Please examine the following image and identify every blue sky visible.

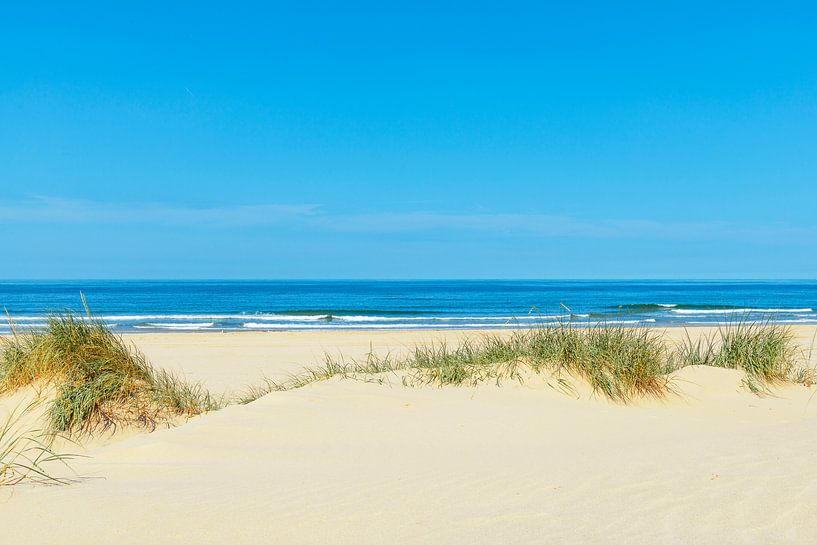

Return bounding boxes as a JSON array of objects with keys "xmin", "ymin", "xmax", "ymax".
[{"xmin": 1, "ymin": 1, "xmax": 816, "ymax": 278}]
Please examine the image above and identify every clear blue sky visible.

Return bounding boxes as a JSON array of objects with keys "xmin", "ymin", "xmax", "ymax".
[{"xmin": 2, "ymin": 1, "xmax": 816, "ymax": 279}]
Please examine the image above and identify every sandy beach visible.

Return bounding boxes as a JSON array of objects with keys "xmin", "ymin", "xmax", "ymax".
[
  {"xmin": 7, "ymin": 1, "xmax": 816, "ymax": 541},
  {"xmin": 2, "ymin": 326, "xmax": 817, "ymax": 544}
]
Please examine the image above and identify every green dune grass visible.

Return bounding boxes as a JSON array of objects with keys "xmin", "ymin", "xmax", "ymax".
[
  {"xmin": 1, "ymin": 303, "xmax": 813, "ymax": 434},
  {"xmin": 1, "ymin": 400, "xmax": 77, "ymax": 486},
  {"xmin": 238, "ymin": 320, "xmax": 813, "ymax": 404},
  {"xmin": 1, "ymin": 302, "xmax": 219, "ymax": 434},
  {"xmin": 672, "ymin": 321, "xmax": 807, "ymax": 392}
]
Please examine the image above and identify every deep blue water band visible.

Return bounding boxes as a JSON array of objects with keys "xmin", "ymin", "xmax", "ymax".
[{"xmin": 1, "ymin": 280, "xmax": 816, "ymax": 332}]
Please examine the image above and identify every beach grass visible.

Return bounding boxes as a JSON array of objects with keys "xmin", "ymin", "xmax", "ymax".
[
  {"xmin": 714, "ymin": 322, "xmax": 798, "ymax": 381},
  {"xmin": 1, "ymin": 400, "xmax": 77, "ymax": 486},
  {"xmin": 234, "ymin": 345, "xmax": 401, "ymax": 404},
  {"xmin": 672, "ymin": 321, "xmax": 803, "ymax": 392},
  {"xmin": 238, "ymin": 321, "xmax": 812, "ymax": 404},
  {"xmin": 3, "ymin": 301, "xmax": 812, "ymax": 427},
  {"xmin": 1, "ymin": 301, "xmax": 219, "ymax": 434},
  {"xmin": 396, "ymin": 325, "xmax": 672, "ymax": 401},
  {"xmin": 389, "ymin": 325, "xmax": 674, "ymax": 403}
]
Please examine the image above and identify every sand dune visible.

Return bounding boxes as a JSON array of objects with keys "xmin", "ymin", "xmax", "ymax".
[{"xmin": 2, "ymin": 327, "xmax": 817, "ymax": 544}]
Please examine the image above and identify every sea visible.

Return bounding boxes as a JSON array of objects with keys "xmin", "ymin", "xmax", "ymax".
[{"xmin": 0, "ymin": 280, "xmax": 815, "ymax": 333}]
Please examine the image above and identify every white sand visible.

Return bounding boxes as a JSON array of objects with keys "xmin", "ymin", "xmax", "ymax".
[{"xmin": 2, "ymin": 327, "xmax": 817, "ymax": 544}]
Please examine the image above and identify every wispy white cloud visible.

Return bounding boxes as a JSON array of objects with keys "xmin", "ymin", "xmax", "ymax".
[
  {"xmin": 0, "ymin": 196, "xmax": 320, "ymax": 225},
  {"xmin": 315, "ymin": 212, "xmax": 607, "ymax": 235},
  {"xmin": 0, "ymin": 196, "xmax": 813, "ymax": 242},
  {"xmin": 311, "ymin": 212, "xmax": 808, "ymax": 242}
]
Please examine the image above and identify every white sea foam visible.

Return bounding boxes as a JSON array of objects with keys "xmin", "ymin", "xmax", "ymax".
[
  {"xmin": 241, "ymin": 318, "xmax": 650, "ymax": 330},
  {"xmin": 9, "ymin": 308, "xmax": 811, "ymax": 332},
  {"xmin": 6, "ymin": 313, "xmax": 588, "ymax": 325},
  {"xmin": 335, "ymin": 315, "xmax": 555, "ymax": 322},
  {"xmin": 671, "ymin": 308, "xmax": 813, "ymax": 315},
  {"xmin": 135, "ymin": 322, "xmax": 215, "ymax": 330},
  {"xmin": 671, "ymin": 309, "xmax": 751, "ymax": 315},
  {"xmin": 752, "ymin": 308, "xmax": 813, "ymax": 313},
  {"xmin": 241, "ymin": 322, "xmax": 563, "ymax": 330},
  {"xmin": 100, "ymin": 314, "xmax": 332, "ymax": 322},
  {"xmin": 776, "ymin": 318, "xmax": 817, "ymax": 324},
  {"xmin": 95, "ymin": 313, "xmax": 568, "ymax": 324},
  {"xmin": 683, "ymin": 319, "xmax": 817, "ymax": 325},
  {"xmin": 600, "ymin": 319, "xmax": 656, "ymax": 325}
]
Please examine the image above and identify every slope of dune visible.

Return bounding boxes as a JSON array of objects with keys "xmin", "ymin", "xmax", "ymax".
[{"xmin": 2, "ymin": 328, "xmax": 817, "ymax": 544}]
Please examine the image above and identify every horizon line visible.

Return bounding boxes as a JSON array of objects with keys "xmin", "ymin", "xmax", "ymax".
[{"xmin": 1, "ymin": 278, "xmax": 815, "ymax": 283}]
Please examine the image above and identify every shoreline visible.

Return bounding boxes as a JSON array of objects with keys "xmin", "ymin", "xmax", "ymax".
[{"xmin": 5, "ymin": 321, "xmax": 814, "ymax": 335}]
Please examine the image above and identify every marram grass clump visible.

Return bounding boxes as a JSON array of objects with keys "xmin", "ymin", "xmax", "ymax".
[
  {"xmin": 714, "ymin": 322, "xmax": 797, "ymax": 382},
  {"xmin": 1, "ymin": 307, "xmax": 219, "ymax": 434},
  {"xmin": 672, "ymin": 321, "xmax": 805, "ymax": 392},
  {"xmin": 556, "ymin": 325, "xmax": 672, "ymax": 401},
  {"xmin": 237, "ymin": 324, "xmax": 677, "ymax": 404},
  {"xmin": 237, "ymin": 321, "xmax": 813, "ymax": 405},
  {"xmin": 401, "ymin": 325, "xmax": 673, "ymax": 402}
]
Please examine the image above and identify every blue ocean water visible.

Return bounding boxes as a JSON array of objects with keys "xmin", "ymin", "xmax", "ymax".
[{"xmin": 0, "ymin": 280, "xmax": 816, "ymax": 333}]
